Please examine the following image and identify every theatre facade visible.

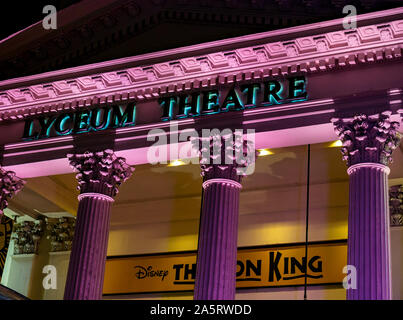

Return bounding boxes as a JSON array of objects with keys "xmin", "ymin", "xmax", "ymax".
[{"xmin": 0, "ymin": 7, "xmax": 403, "ymax": 300}]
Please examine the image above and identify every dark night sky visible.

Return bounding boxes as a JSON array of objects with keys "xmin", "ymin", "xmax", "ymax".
[
  {"xmin": 1, "ymin": 1, "xmax": 403, "ymax": 41},
  {"xmin": 1, "ymin": 0, "xmax": 402, "ymax": 80},
  {"xmin": 0, "ymin": 0, "xmax": 81, "ymax": 41}
]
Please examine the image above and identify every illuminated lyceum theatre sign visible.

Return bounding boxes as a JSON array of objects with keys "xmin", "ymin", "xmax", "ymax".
[{"xmin": 21, "ymin": 76, "xmax": 307, "ymax": 140}]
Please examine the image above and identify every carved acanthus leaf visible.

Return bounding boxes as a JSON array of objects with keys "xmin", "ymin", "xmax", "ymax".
[
  {"xmin": 191, "ymin": 131, "xmax": 256, "ymax": 182},
  {"xmin": 0, "ymin": 168, "xmax": 25, "ymax": 216},
  {"xmin": 332, "ymin": 112, "xmax": 401, "ymax": 166},
  {"xmin": 46, "ymin": 217, "xmax": 76, "ymax": 252},
  {"xmin": 12, "ymin": 219, "xmax": 45, "ymax": 255},
  {"xmin": 67, "ymin": 149, "xmax": 134, "ymax": 197}
]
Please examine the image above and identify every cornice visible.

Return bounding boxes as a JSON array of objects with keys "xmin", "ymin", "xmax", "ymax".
[{"xmin": 0, "ymin": 13, "xmax": 402, "ymax": 122}]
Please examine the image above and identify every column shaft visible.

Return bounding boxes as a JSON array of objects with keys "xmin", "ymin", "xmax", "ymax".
[
  {"xmin": 348, "ymin": 164, "xmax": 391, "ymax": 300},
  {"xmin": 64, "ymin": 195, "xmax": 112, "ymax": 300},
  {"xmin": 194, "ymin": 180, "xmax": 240, "ymax": 300}
]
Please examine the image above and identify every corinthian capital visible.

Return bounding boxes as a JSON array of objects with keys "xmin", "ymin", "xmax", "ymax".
[
  {"xmin": 12, "ymin": 218, "xmax": 45, "ymax": 255},
  {"xmin": 46, "ymin": 217, "xmax": 76, "ymax": 252},
  {"xmin": 191, "ymin": 130, "xmax": 256, "ymax": 183},
  {"xmin": 0, "ymin": 168, "xmax": 25, "ymax": 216},
  {"xmin": 331, "ymin": 112, "xmax": 401, "ymax": 167},
  {"xmin": 67, "ymin": 149, "xmax": 134, "ymax": 197}
]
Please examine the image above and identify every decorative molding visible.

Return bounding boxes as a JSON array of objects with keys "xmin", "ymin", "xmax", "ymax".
[
  {"xmin": 49, "ymin": 250, "xmax": 71, "ymax": 256},
  {"xmin": 0, "ymin": 168, "xmax": 25, "ymax": 216},
  {"xmin": 11, "ymin": 253, "xmax": 37, "ymax": 259},
  {"xmin": 67, "ymin": 149, "xmax": 134, "ymax": 197},
  {"xmin": 191, "ymin": 131, "xmax": 256, "ymax": 183},
  {"xmin": 11, "ymin": 218, "xmax": 45, "ymax": 255},
  {"xmin": 347, "ymin": 162, "xmax": 390, "ymax": 176},
  {"xmin": 390, "ymin": 185, "xmax": 403, "ymax": 227},
  {"xmin": 202, "ymin": 178, "xmax": 242, "ymax": 189},
  {"xmin": 0, "ymin": 18, "xmax": 403, "ymax": 121},
  {"xmin": 332, "ymin": 111, "xmax": 401, "ymax": 167},
  {"xmin": 46, "ymin": 217, "xmax": 75, "ymax": 252},
  {"xmin": 77, "ymin": 192, "xmax": 114, "ymax": 202}
]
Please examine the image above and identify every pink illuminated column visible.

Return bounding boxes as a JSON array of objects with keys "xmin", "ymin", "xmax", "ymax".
[
  {"xmin": 0, "ymin": 167, "xmax": 25, "ymax": 217},
  {"xmin": 332, "ymin": 112, "xmax": 401, "ymax": 300},
  {"xmin": 64, "ymin": 150, "xmax": 134, "ymax": 300},
  {"xmin": 192, "ymin": 132, "xmax": 255, "ymax": 300}
]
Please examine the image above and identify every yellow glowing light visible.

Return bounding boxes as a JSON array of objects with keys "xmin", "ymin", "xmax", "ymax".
[
  {"xmin": 168, "ymin": 159, "xmax": 186, "ymax": 167},
  {"xmin": 329, "ymin": 140, "xmax": 343, "ymax": 147},
  {"xmin": 257, "ymin": 149, "xmax": 274, "ymax": 156}
]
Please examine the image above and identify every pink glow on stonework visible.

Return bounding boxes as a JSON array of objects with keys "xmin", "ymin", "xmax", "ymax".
[
  {"xmin": 243, "ymin": 109, "xmax": 335, "ymax": 125},
  {"xmin": 243, "ymin": 99, "xmax": 334, "ymax": 116},
  {"xmin": 3, "ymin": 157, "xmax": 71, "ymax": 178},
  {"xmin": 2, "ymin": 123, "xmax": 339, "ymax": 178}
]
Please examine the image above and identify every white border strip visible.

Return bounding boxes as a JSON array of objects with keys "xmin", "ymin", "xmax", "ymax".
[
  {"xmin": 78, "ymin": 192, "xmax": 114, "ymax": 202},
  {"xmin": 202, "ymin": 178, "xmax": 242, "ymax": 189},
  {"xmin": 347, "ymin": 162, "xmax": 390, "ymax": 175}
]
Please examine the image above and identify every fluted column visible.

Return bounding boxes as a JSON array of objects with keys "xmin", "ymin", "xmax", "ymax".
[
  {"xmin": 192, "ymin": 131, "xmax": 255, "ymax": 300},
  {"xmin": 332, "ymin": 112, "xmax": 401, "ymax": 300},
  {"xmin": 64, "ymin": 150, "xmax": 133, "ymax": 300}
]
